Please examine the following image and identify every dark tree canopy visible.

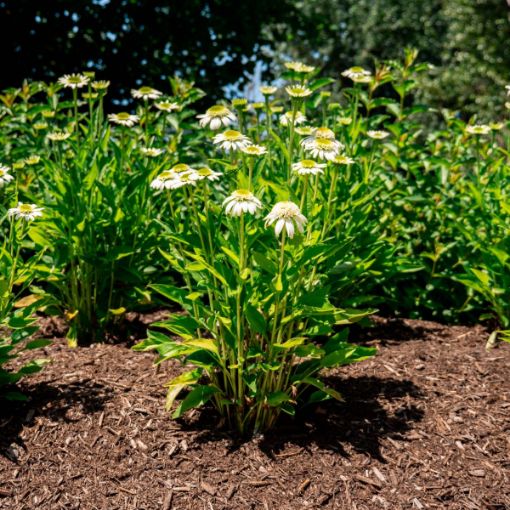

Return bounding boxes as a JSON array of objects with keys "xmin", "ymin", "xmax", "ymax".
[
  {"xmin": 1, "ymin": 0, "xmax": 509, "ymax": 115},
  {"xmin": 0, "ymin": 0, "xmax": 298, "ymax": 99}
]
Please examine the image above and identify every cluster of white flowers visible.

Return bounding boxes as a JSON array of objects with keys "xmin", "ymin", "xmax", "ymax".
[
  {"xmin": 301, "ymin": 127, "xmax": 343, "ymax": 161},
  {"xmin": 151, "ymin": 164, "xmax": 221, "ymax": 191}
]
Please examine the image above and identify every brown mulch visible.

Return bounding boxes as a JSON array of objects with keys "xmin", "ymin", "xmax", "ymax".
[{"xmin": 0, "ymin": 317, "xmax": 509, "ymax": 510}]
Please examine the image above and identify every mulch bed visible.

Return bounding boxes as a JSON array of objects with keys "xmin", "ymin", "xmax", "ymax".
[{"xmin": 1, "ymin": 316, "xmax": 509, "ymax": 509}]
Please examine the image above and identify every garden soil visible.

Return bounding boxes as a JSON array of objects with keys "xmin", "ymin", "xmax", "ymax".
[{"xmin": 1, "ymin": 316, "xmax": 509, "ymax": 509}]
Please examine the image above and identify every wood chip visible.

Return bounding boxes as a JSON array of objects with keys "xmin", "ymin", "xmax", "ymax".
[{"xmin": 200, "ymin": 481, "xmax": 216, "ymax": 496}]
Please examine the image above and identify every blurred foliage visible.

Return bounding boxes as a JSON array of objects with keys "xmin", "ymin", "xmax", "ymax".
[{"xmin": 0, "ymin": 0, "xmax": 509, "ymax": 114}]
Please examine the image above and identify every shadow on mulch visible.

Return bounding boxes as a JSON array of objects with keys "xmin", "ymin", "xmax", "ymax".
[
  {"xmin": 179, "ymin": 374, "xmax": 424, "ymax": 462},
  {"xmin": 352, "ymin": 316, "xmax": 449, "ymax": 345},
  {"xmin": 0, "ymin": 378, "xmax": 111, "ymax": 462}
]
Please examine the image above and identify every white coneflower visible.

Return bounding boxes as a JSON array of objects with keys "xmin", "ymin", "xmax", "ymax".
[
  {"xmin": 91, "ymin": 80, "xmax": 110, "ymax": 91},
  {"xmin": 332, "ymin": 155, "xmax": 355, "ymax": 165},
  {"xmin": 223, "ymin": 189, "xmax": 262, "ymax": 216},
  {"xmin": 196, "ymin": 166, "xmax": 221, "ymax": 181},
  {"xmin": 108, "ymin": 112, "xmax": 139, "ymax": 127},
  {"xmin": 285, "ymin": 85, "xmax": 313, "ymax": 99},
  {"xmin": 295, "ymin": 126, "xmax": 314, "ymax": 136},
  {"xmin": 150, "ymin": 166, "xmax": 197, "ymax": 190},
  {"xmin": 490, "ymin": 122, "xmax": 504, "ymax": 131},
  {"xmin": 338, "ymin": 117, "xmax": 353, "ymax": 126},
  {"xmin": 232, "ymin": 98, "xmax": 248, "ymax": 108},
  {"xmin": 302, "ymin": 137, "xmax": 341, "ymax": 161},
  {"xmin": 155, "ymin": 101, "xmax": 180, "ymax": 112},
  {"xmin": 284, "ymin": 61, "xmax": 315, "ymax": 74},
  {"xmin": 265, "ymin": 201, "xmax": 307, "ymax": 239},
  {"xmin": 213, "ymin": 130, "xmax": 251, "ymax": 152},
  {"xmin": 58, "ymin": 74, "xmax": 90, "ymax": 89},
  {"xmin": 197, "ymin": 105, "xmax": 236, "ymax": 130},
  {"xmin": 248, "ymin": 102, "xmax": 265, "ymax": 112},
  {"xmin": 341, "ymin": 67, "xmax": 372, "ymax": 84},
  {"xmin": 292, "ymin": 160, "xmax": 326, "ymax": 176},
  {"xmin": 47, "ymin": 131, "xmax": 71, "ymax": 141},
  {"xmin": 466, "ymin": 124, "xmax": 491, "ymax": 135},
  {"xmin": 140, "ymin": 147, "xmax": 164, "ymax": 157},
  {"xmin": 279, "ymin": 111, "xmax": 307, "ymax": 126},
  {"xmin": 131, "ymin": 86, "xmax": 163, "ymax": 100},
  {"xmin": 260, "ymin": 85, "xmax": 278, "ymax": 96},
  {"xmin": 367, "ymin": 130, "xmax": 390, "ymax": 140},
  {"xmin": 241, "ymin": 144, "xmax": 267, "ymax": 157},
  {"xmin": 8, "ymin": 203, "xmax": 44, "ymax": 221},
  {"xmin": 24, "ymin": 155, "xmax": 41, "ymax": 165},
  {"xmin": 0, "ymin": 165, "xmax": 14, "ymax": 187},
  {"xmin": 305, "ymin": 127, "xmax": 336, "ymax": 141}
]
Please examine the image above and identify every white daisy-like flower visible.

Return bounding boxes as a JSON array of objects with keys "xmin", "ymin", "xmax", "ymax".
[
  {"xmin": 367, "ymin": 130, "xmax": 390, "ymax": 140},
  {"xmin": 131, "ymin": 86, "xmax": 163, "ymax": 100},
  {"xmin": 292, "ymin": 160, "xmax": 326, "ymax": 176},
  {"xmin": 302, "ymin": 137, "xmax": 342, "ymax": 161},
  {"xmin": 465, "ymin": 124, "xmax": 491, "ymax": 135},
  {"xmin": 47, "ymin": 131, "xmax": 71, "ymax": 141},
  {"xmin": 490, "ymin": 122, "xmax": 504, "ymax": 131},
  {"xmin": 342, "ymin": 67, "xmax": 372, "ymax": 84},
  {"xmin": 24, "ymin": 155, "xmax": 41, "ymax": 165},
  {"xmin": 304, "ymin": 127, "xmax": 336, "ymax": 141},
  {"xmin": 285, "ymin": 85, "xmax": 313, "ymax": 99},
  {"xmin": 0, "ymin": 165, "xmax": 14, "ymax": 187},
  {"xmin": 505, "ymin": 85, "xmax": 510, "ymax": 96},
  {"xmin": 197, "ymin": 105, "xmax": 236, "ymax": 130},
  {"xmin": 232, "ymin": 98, "xmax": 248, "ymax": 108},
  {"xmin": 223, "ymin": 189, "xmax": 262, "ymax": 216},
  {"xmin": 213, "ymin": 130, "xmax": 251, "ymax": 152},
  {"xmin": 150, "ymin": 165, "xmax": 198, "ymax": 190},
  {"xmin": 241, "ymin": 144, "xmax": 267, "ymax": 157},
  {"xmin": 295, "ymin": 126, "xmax": 314, "ymax": 136},
  {"xmin": 284, "ymin": 61, "xmax": 315, "ymax": 74},
  {"xmin": 91, "ymin": 80, "xmax": 110, "ymax": 91},
  {"xmin": 260, "ymin": 85, "xmax": 278, "ymax": 96},
  {"xmin": 8, "ymin": 202, "xmax": 44, "ymax": 221},
  {"xmin": 332, "ymin": 155, "xmax": 355, "ymax": 165},
  {"xmin": 58, "ymin": 74, "xmax": 90, "ymax": 89},
  {"xmin": 265, "ymin": 201, "xmax": 307, "ymax": 239},
  {"xmin": 195, "ymin": 166, "xmax": 221, "ymax": 181},
  {"xmin": 108, "ymin": 112, "xmax": 140, "ymax": 127},
  {"xmin": 140, "ymin": 147, "xmax": 164, "ymax": 157},
  {"xmin": 155, "ymin": 101, "xmax": 180, "ymax": 112},
  {"xmin": 279, "ymin": 111, "xmax": 307, "ymax": 127}
]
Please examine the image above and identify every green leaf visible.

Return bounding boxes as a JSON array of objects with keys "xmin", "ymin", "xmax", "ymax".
[
  {"xmin": 245, "ymin": 304, "xmax": 266, "ymax": 335},
  {"xmin": 266, "ymin": 390, "xmax": 292, "ymax": 407},
  {"xmin": 172, "ymin": 385, "xmax": 220, "ymax": 418},
  {"xmin": 164, "ymin": 368, "xmax": 202, "ymax": 411}
]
